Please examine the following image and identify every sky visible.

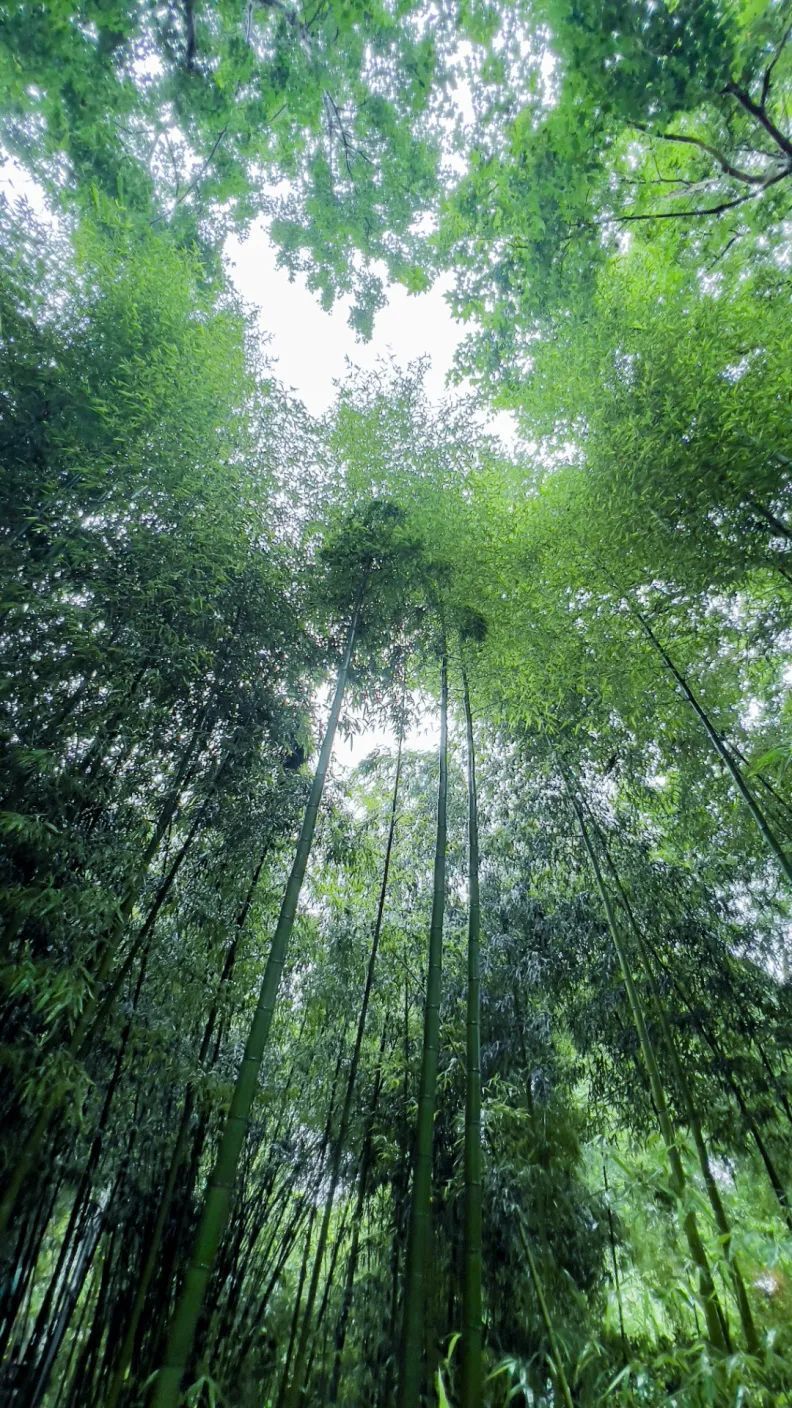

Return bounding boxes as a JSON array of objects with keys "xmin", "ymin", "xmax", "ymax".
[
  {"xmin": 227, "ymin": 224, "xmax": 463, "ymax": 416},
  {"xmin": 225, "ymin": 220, "xmax": 515, "ymax": 766},
  {"xmin": 225, "ymin": 218, "xmax": 519, "ymax": 437},
  {"xmin": 1, "ymin": 155, "xmax": 497, "ymax": 765}
]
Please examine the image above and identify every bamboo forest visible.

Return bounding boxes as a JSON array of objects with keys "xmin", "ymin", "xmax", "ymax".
[{"xmin": 2, "ymin": 2, "xmax": 792, "ymax": 1406}]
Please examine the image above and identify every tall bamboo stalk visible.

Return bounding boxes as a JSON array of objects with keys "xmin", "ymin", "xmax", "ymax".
[
  {"xmin": 149, "ymin": 585, "xmax": 365, "ymax": 1408},
  {"xmin": 461, "ymin": 662, "xmax": 483, "ymax": 1408},
  {"xmin": 516, "ymin": 1218, "xmax": 575, "ymax": 1408},
  {"xmin": 282, "ymin": 720, "xmax": 404, "ymax": 1408},
  {"xmin": 328, "ymin": 1022, "xmax": 389, "ymax": 1404},
  {"xmin": 104, "ymin": 845, "xmax": 269, "ymax": 1408},
  {"xmin": 590, "ymin": 821, "xmax": 759, "ymax": 1354},
  {"xmin": 624, "ymin": 595, "xmax": 792, "ymax": 886},
  {"xmin": 0, "ymin": 743, "xmax": 232, "ymax": 1242},
  {"xmin": 561, "ymin": 768, "xmax": 730, "ymax": 1354},
  {"xmin": 398, "ymin": 650, "xmax": 448, "ymax": 1408}
]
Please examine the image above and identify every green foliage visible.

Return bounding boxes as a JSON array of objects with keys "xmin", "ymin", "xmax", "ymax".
[
  {"xmin": 442, "ymin": 0, "xmax": 792, "ymax": 383},
  {"xmin": 1, "ymin": 6, "xmax": 791, "ymax": 1408},
  {"xmin": 0, "ymin": 0, "xmax": 460, "ymax": 321}
]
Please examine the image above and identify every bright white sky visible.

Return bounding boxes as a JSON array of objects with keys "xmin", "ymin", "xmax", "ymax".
[
  {"xmin": 225, "ymin": 222, "xmax": 512, "ymax": 766},
  {"xmin": 337, "ymin": 702, "xmax": 441, "ymax": 767},
  {"xmin": 227, "ymin": 223, "xmax": 462, "ymax": 415},
  {"xmin": 1, "ymin": 156, "xmax": 490, "ymax": 765},
  {"xmin": 225, "ymin": 219, "xmax": 518, "ymax": 437}
]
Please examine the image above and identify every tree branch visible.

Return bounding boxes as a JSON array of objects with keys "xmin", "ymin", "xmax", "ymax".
[
  {"xmin": 184, "ymin": 0, "xmax": 197, "ymax": 72},
  {"xmin": 258, "ymin": 0, "xmax": 310, "ymax": 40},
  {"xmin": 761, "ymin": 20, "xmax": 792, "ymax": 108},
  {"xmin": 633, "ymin": 122, "xmax": 765, "ymax": 184},
  {"xmin": 725, "ymin": 83, "xmax": 792, "ymax": 160},
  {"xmin": 150, "ymin": 125, "xmax": 229, "ymax": 224},
  {"xmin": 323, "ymin": 91, "xmax": 373, "ymax": 179},
  {"xmin": 608, "ymin": 164, "xmax": 791, "ymax": 223},
  {"xmin": 705, "ymin": 233, "xmax": 739, "ymax": 270}
]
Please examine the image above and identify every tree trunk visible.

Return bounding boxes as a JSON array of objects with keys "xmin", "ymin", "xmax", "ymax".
[
  {"xmin": 276, "ymin": 1207, "xmax": 317, "ymax": 1408},
  {"xmin": 516, "ymin": 1217, "xmax": 575, "ymax": 1408},
  {"xmin": 591, "ymin": 819, "xmax": 759, "ymax": 1355},
  {"xmin": 602, "ymin": 1158, "xmax": 628, "ymax": 1362},
  {"xmin": 561, "ymin": 769, "xmax": 729, "ymax": 1354},
  {"xmin": 149, "ymin": 585, "xmax": 365, "ymax": 1408},
  {"xmin": 327, "ymin": 1026, "xmax": 388, "ymax": 1404},
  {"xmin": 273, "ymin": 1047, "xmax": 346, "ymax": 1408},
  {"xmin": 16, "ymin": 947, "xmax": 150, "ymax": 1404},
  {"xmin": 625, "ymin": 595, "xmax": 792, "ymax": 886},
  {"xmin": 0, "ymin": 744, "xmax": 232, "ymax": 1243},
  {"xmin": 104, "ymin": 844, "xmax": 268, "ymax": 1408},
  {"xmin": 461, "ymin": 662, "xmax": 482, "ymax": 1408},
  {"xmin": 282, "ymin": 723, "xmax": 403, "ymax": 1408},
  {"xmin": 398, "ymin": 651, "xmax": 448, "ymax": 1408},
  {"xmin": 302, "ymin": 1204, "xmax": 350, "ymax": 1394}
]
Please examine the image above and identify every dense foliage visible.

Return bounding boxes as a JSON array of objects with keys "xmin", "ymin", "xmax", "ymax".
[{"xmin": 1, "ymin": 3, "xmax": 790, "ymax": 1407}]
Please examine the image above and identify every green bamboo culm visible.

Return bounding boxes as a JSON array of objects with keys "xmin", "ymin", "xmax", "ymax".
[
  {"xmin": 516, "ymin": 1217, "xmax": 575, "ymax": 1408},
  {"xmin": 461, "ymin": 661, "xmax": 483, "ymax": 1408},
  {"xmin": 105, "ymin": 847, "xmax": 269, "ymax": 1408},
  {"xmin": 582, "ymin": 545, "xmax": 792, "ymax": 888},
  {"xmin": 623, "ymin": 588, "xmax": 792, "ymax": 888},
  {"xmin": 281, "ymin": 714, "xmax": 405, "ymax": 1408},
  {"xmin": 0, "ymin": 729, "xmax": 229, "ymax": 1245},
  {"xmin": 588, "ymin": 818, "xmax": 761, "ymax": 1356},
  {"xmin": 149, "ymin": 584, "xmax": 366, "ymax": 1408},
  {"xmin": 397, "ymin": 649, "xmax": 449, "ymax": 1408},
  {"xmin": 561, "ymin": 768, "xmax": 730, "ymax": 1356}
]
